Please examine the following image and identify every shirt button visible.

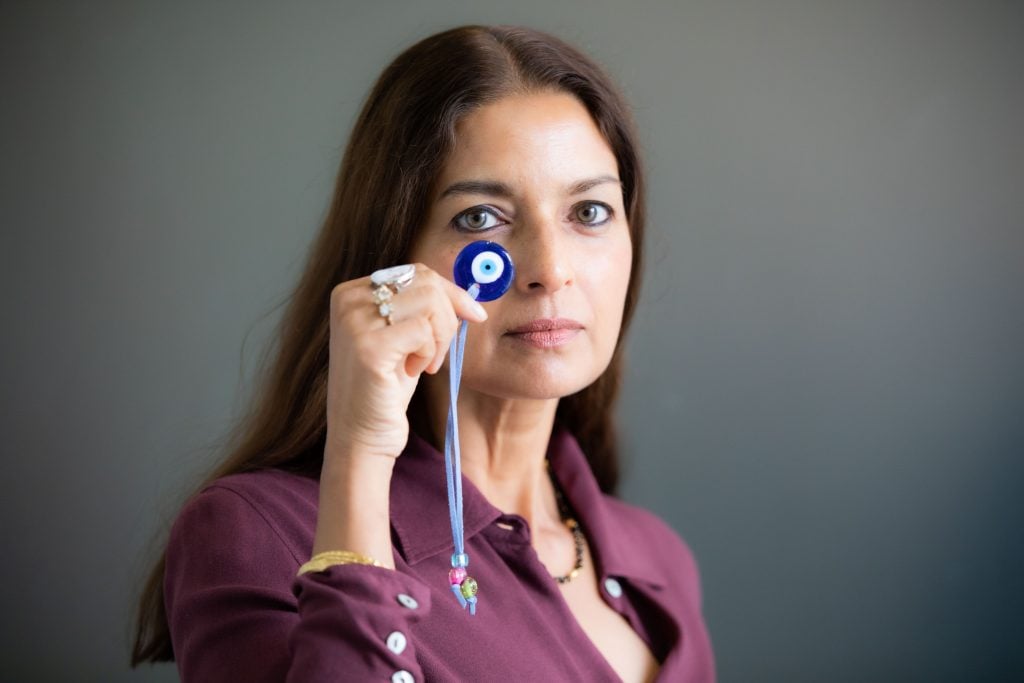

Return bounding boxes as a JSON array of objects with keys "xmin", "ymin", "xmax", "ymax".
[
  {"xmin": 603, "ymin": 577, "xmax": 623, "ymax": 599},
  {"xmin": 396, "ymin": 593, "xmax": 419, "ymax": 609},
  {"xmin": 391, "ymin": 671, "xmax": 414, "ymax": 683},
  {"xmin": 386, "ymin": 630, "xmax": 408, "ymax": 655}
]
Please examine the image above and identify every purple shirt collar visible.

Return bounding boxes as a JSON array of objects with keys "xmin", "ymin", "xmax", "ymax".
[{"xmin": 389, "ymin": 427, "xmax": 667, "ymax": 590}]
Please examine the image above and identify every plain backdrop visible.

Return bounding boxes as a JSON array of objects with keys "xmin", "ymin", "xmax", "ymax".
[{"xmin": 2, "ymin": 1, "xmax": 1022, "ymax": 681}]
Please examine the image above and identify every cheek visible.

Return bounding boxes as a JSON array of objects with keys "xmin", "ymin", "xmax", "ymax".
[
  {"xmin": 410, "ymin": 238, "xmax": 460, "ymax": 281},
  {"xmin": 587, "ymin": 239, "xmax": 633, "ymax": 328}
]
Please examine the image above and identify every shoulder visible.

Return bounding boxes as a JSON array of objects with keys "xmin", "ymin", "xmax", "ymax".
[
  {"xmin": 603, "ymin": 494, "xmax": 700, "ymax": 565},
  {"xmin": 167, "ymin": 469, "xmax": 319, "ymax": 571},
  {"xmin": 202, "ymin": 467, "xmax": 320, "ymax": 508}
]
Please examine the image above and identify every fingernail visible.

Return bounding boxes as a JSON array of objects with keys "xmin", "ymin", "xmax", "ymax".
[{"xmin": 471, "ymin": 301, "xmax": 488, "ymax": 320}]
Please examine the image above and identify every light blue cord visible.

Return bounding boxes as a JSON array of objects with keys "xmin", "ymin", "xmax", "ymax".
[{"xmin": 444, "ymin": 283, "xmax": 479, "ymax": 614}]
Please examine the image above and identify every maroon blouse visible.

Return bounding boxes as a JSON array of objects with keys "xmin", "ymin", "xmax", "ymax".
[{"xmin": 164, "ymin": 429, "xmax": 716, "ymax": 681}]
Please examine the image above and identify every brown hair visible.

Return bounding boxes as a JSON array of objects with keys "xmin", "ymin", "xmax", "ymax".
[{"xmin": 131, "ymin": 24, "xmax": 646, "ymax": 666}]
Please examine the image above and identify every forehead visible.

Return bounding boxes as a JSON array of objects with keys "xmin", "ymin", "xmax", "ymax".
[{"xmin": 437, "ymin": 91, "xmax": 619, "ymax": 191}]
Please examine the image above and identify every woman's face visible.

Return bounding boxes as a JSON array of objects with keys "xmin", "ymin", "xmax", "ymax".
[{"xmin": 411, "ymin": 90, "xmax": 632, "ymax": 401}]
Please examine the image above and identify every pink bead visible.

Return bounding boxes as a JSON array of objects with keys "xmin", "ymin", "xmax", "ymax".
[{"xmin": 449, "ymin": 567, "xmax": 467, "ymax": 585}]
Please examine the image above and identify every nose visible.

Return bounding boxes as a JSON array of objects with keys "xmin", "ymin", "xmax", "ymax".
[{"xmin": 512, "ymin": 219, "xmax": 574, "ymax": 294}]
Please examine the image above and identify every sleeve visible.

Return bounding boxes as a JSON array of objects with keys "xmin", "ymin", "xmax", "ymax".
[{"xmin": 164, "ymin": 484, "xmax": 431, "ymax": 682}]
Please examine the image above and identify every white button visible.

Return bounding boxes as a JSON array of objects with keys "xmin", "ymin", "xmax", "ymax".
[
  {"xmin": 386, "ymin": 630, "xmax": 407, "ymax": 655},
  {"xmin": 604, "ymin": 577, "xmax": 623, "ymax": 598},
  {"xmin": 396, "ymin": 593, "xmax": 419, "ymax": 609},
  {"xmin": 391, "ymin": 670, "xmax": 414, "ymax": 683}
]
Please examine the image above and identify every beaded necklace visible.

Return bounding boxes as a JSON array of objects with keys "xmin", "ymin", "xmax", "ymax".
[{"xmin": 548, "ymin": 460, "xmax": 586, "ymax": 584}]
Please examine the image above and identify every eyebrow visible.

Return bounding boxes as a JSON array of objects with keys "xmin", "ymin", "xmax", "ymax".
[{"xmin": 438, "ymin": 174, "xmax": 621, "ymax": 201}]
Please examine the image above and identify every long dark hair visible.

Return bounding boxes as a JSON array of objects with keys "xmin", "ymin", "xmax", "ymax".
[{"xmin": 132, "ymin": 24, "xmax": 647, "ymax": 666}]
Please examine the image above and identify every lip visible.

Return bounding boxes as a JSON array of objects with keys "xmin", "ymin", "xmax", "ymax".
[{"xmin": 505, "ymin": 318, "xmax": 583, "ymax": 348}]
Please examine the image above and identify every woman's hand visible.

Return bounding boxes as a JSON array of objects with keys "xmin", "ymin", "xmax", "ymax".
[
  {"xmin": 312, "ymin": 264, "xmax": 486, "ymax": 563},
  {"xmin": 324, "ymin": 263, "xmax": 488, "ymax": 463}
]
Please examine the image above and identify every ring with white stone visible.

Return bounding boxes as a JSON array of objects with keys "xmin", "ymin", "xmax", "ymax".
[
  {"xmin": 369, "ymin": 264, "xmax": 415, "ymax": 325},
  {"xmin": 370, "ymin": 264, "xmax": 416, "ymax": 291}
]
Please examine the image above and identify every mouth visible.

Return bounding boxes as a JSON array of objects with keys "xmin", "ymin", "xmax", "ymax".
[{"xmin": 504, "ymin": 318, "xmax": 584, "ymax": 348}]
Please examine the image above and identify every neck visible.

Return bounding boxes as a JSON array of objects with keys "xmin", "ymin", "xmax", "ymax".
[{"xmin": 421, "ymin": 374, "xmax": 563, "ymax": 534}]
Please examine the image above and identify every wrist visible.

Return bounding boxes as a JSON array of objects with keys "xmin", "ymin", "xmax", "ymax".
[
  {"xmin": 298, "ymin": 550, "xmax": 384, "ymax": 576},
  {"xmin": 314, "ymin": 445, "xmax": 396, "ymax": 566},
  {"xmin": 325, "ymin": 427, "xmax": 407, "ymax": 462},
  {"xmin": 320, "ymin": 443, "xmax": 397, "ymax": 490}
]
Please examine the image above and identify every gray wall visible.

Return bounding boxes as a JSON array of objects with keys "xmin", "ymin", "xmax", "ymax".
[{"xmin": 2, "ymin": 1, "xmax": 1021, "ymax": 681}]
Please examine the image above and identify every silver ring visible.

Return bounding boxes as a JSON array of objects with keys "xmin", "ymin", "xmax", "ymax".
[
  {"xmin": 370, "ymin": 264, "xmax": 416, "ymax": 291},
  {"xmin": 370, "ymin": 264, "xmax": 415, "ymax": 325}
]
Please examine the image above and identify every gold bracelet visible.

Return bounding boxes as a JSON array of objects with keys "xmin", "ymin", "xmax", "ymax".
[{"xmin": 297, "ymin": 550, "xmax": 382, "ymax": 576}]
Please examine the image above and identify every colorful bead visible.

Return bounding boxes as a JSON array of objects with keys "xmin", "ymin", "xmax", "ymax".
[
  {"xmin": 459, "ymin": 576, "xmax": 478, "ymax": 599},
  {"xmin": 450, "ymin": 585, "xmax": 467, "ymax": 608},
  {"xmin": 451, "ymin": 552, "xmax": 469, "ymax": 568},
  {"xmin": 448, "ymin": 567, "xmax": 467, "ymax": 585}
]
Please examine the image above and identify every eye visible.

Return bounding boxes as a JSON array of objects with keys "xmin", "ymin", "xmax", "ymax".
[
  {"xmin": 453, "ymin": 240, "xmax": 515, "ymax": 302},
  {"xmin": 471, "ymin": 250, "xmax": 504, "ymax": 284},
  {"xmin": 453, "ymin": 206, "xmax": 505, "ymax": 232},
  {"xmin": 574, "ymin": 201, "xmax": 612, "ymax": 226}
]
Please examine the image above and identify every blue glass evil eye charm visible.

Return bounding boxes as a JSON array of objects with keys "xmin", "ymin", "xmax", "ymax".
[
  {"xmin": 444, "ymin": 240, "xmax": 512, "ymax": 616},
  {"xmin": 453, "ymin": 241, "xmax": 514, "ymax": 302}
]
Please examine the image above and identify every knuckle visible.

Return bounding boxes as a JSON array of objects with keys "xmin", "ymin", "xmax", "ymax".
[
  {"xmin": 428, "ymin": 284, "xmax": 446, "ymax": 310},
  {"xmin": 433, "ymin": 305, "xmax": 455, "ymax": 337},
  {"xmin": 418, "ymin": 265, "xmax": 444, "ymax": 287},
  {"xmin": 416, "ymin": 318, "xmax": 436, "ymax": 346},
  {"xmin": 439, "ymin": 286, "xmax": 460, "ymax": 319},
  {"xmin": 336, "ymin": 306, "xmax": 361, "ymax": 331},
  {"xmin": 331, "ymin": 281, "xmax": 362, "ymax": 311},
  {"xmin": 329, "ymin": 285, "xmax": 345, "ymax": 312}
]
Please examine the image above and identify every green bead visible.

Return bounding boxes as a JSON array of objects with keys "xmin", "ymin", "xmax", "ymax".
[{"xmin": 459, "ymin": 576, "xmax": 478, "ymax": 598}]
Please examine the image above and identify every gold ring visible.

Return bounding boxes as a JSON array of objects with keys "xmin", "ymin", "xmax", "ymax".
[{"xmin": 369, "ymin": 264, "xmax": 415, "ymax": 325}]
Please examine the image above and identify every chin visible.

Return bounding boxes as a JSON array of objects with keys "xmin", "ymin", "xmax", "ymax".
[{"xmin": 462, "ymin": 356, "xmax": 608, "ymax": 401}]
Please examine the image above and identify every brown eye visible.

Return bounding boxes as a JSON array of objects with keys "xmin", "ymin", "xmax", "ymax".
[{"xmin": 574, "ymin": 202, "xmax": 611, "ymax": 226}]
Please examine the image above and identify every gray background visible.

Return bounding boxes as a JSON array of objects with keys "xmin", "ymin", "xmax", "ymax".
[{"xmin": 2, "ymin": 1, "xmax": 1022, "ymax": 681}]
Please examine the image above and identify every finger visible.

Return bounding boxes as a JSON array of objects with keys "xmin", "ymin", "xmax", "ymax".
[
  {"xmin": 405, "ymin": 349, "xmax": 434, "ymax": 378},
  {"xmin": 425, "ymin": 284, "xmax": 459, "ymax": 373},
  {"xmin": 381, "ymin": 282, "xmax": 460, "ymax": 373},
  {"xmin": 426, "ymin": 337, "xmax": 450, "ymax": 375},
  {"xmin": 403, "ymin": 324, "xmax": 436, "ymax": 378},
  {"xmin": 363, "ymin": 315, "xmax": 436, "ymax": 378},
  {"xmin": 409, "ymin": 265, "xmax": 487, "ymax": 323},
  {"xmin": 377, "ymin": 264, "xmax": 486, "ymax": 323},
  {"xmin": 351, "ymin": 266, "xmax": 478, "ymax": 375},
  {"xmin": 439, "ymin": 277, "xmax": 488, "ymax": 322}
]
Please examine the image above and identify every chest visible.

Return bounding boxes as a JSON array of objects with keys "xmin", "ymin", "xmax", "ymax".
[
  {"xmin": 406, "ymin": 533, "xmax": 667, "ymax": 682},
  {"xmin": 558, "ymin": 549, "xmax": 661, "ymax": 683}
]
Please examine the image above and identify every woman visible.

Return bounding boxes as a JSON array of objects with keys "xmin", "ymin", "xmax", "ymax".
[{"xmin": 132, "ymin": 25, "xmax": 714, "ymax": 682}]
